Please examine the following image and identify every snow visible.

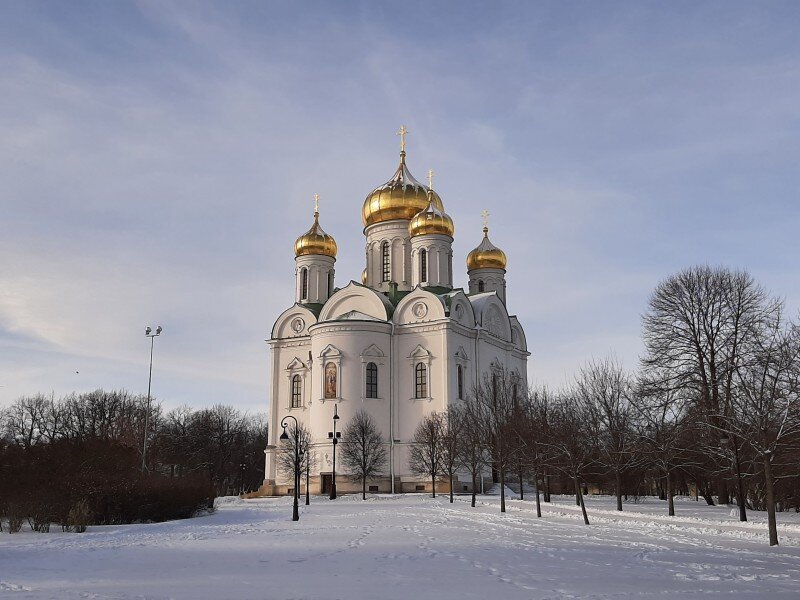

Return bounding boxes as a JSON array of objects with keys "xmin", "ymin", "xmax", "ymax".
[{"xmin": 2, "ymin": 494, "xmax": 800, "ymax": 599}]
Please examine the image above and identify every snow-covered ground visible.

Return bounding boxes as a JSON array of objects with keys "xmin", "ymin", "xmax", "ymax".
[{"xmin": 2, "ymin": 493, "xmax": 800, "ymax": 599}]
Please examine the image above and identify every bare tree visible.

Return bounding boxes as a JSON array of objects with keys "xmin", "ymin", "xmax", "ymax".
[
  {"xmin": 641, "ymin": 265, "xmax": 778, "ymax": 505},
  {"xmin": 470, "ymin": 368, "xmax": 520, "ymax": 513},
  {"xmin": 410, "ymin": 412, "xmax": 445, "ymax": 498},
  {"xmin": 277, "ymin": 421, "xmax": 312, "ymax": 494},
  {"xmin": 339, "ymin": 410, "xmax": 387, "ymax": 499},
  {"xmin": 632, "ymin": 377, "xmax": 696, "ymax": 516},
  {"xmin": 542, "ymin": 391, "xmax": 597, "ymax": 525},
  {"xmin": 726, "ymin": 311, "xmax": 800, "ymax": 545},
  {"xmin": 440, "ymin": 405, "xmax": 466, "ymax": 503},
  {"xmin": 460, "ymin": 399, "xmax": 489, "ymax": 507},
  {"xmin": 576, "ymin": 357, "xmax": 641, "ymax": 511},
  {"xmin": 518, "ymin": 386, "xmax": 555, "ymax": 518}
]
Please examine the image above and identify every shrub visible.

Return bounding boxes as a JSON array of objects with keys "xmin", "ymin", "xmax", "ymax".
[{"xmin": 68, "ymin": 499, "xmax": 92, "ymax": 533}]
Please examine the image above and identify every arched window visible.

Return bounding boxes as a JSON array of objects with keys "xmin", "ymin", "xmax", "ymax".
[
  {"xmin": 365, "ymin": 362, "xmax": 378, "ymax": 398},
  {"xmin": 291, "ymin": 375, "xmax": 302, "ymax": 408},
  {"xmin": 301, "ymin": 268, "xmax": 309, "ymax": 300},
  {"xmin": 478, "ymin": 280, "xmax": 485, "ymax": 293},
  {"xmin": 415, "ymin": 362, "xmax": 428, "ymax": 399},
  {"xmin": 420, "ymin": 249, "xmax": 427, "ymax": 283},
  {"xmin": 324, "ymin": 362, "xmax": 337, "ymax": 399},
  {"xmin": 457, "ymin": 364, "xmax": 464, "ymax": 400},
  {"xmin": 381, "ymin": 241, "xmax": 390, "ymax": 282}
]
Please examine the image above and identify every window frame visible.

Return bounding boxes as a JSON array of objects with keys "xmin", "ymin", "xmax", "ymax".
[
  {"xmin": 415, "ymin": 362, "xmax": 428, "ymax": 399},
  {"xmin": 365, "ymin": 361, "xmax": 378, "ymax": 399}
]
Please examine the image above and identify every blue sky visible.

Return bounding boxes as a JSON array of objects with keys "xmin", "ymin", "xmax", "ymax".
[{"xmin": 1, "ymin": 1, "xmax": 799, "ymax": 411}]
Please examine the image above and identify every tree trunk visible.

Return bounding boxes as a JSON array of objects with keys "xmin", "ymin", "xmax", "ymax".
[
  {"xmin": 362, "ymin": 479, "xmax": 366, "ymax": 501},
  {"xmin": 576, "ymin": 476, "xmax": 590, "ymax": 525},
  {"xmin": 471, "ymin": 470, "xmax": 477, "ymax": 508},
  {"xmin": 733, "ymin": 452, "xmax": 747, "ymax": 522},
  {"xmin": 666, "ymin": 470, "xmax": 675, "ymax": 516},
  {"xmin": 431, "ymin": 472, "xmax": 436, "ymax": 498},
  {"xmin": 543, "ymin": 472, "xmax": 551, "ymax": 503},
  {"xmin": 575, "ymin": 478, "xmax": 581, "ymax": 506},
  {"xmin": 449, "ymin": 473, "xmax": 454, "ymax": 503},
  {"xmin": 718, "ymin": 479, "xmax": 730, "ymax": 505},
  {"xmin": 763, "ymin": 454, "xmax": 779, "ymax": 546},
  {"xmin": 534, "ymin": 472, "xmax": 542, "ymax": 518},
  {"xmin": 615, "ymin": 471, "xmax": 623, "ymax": 512},
  {"xmin": 500, "ymin": 468, "xmax": 506, "ymax": 513},
  {"xmin": 518, "ymin": 463, "xmax": 524, "ymax": 500}
]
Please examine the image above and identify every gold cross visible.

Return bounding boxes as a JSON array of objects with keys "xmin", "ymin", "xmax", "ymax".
[
  {"xmin": 397, "ymin": 125, "xmax": 408, "ymax": 152},
  {"xmin": 481, "ymin": 209, "xmax": 490, "ymax": 229},
  {"xmin": 427, "ymin": 169, "xmax": 434, "ymax": 190},
  {"xmin": 313, "ymin": 193, "xmax": 320, "ymax": 214}
]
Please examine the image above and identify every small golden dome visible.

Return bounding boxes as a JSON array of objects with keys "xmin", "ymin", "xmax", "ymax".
[
  {"xmin": 362, "ymin": 151, "xmax": 444, "ymax": 227},
  {"xmin": 361, "ymin": 268, "xmax": 367, "ymax": 285},
  {"xmin": 467, "ymin": 227, "xmax": 507, "ymax": 270},
  {"xmin": 409, "ymin": 195, "xmax": 455, "ymax": 238},
  {"xmin": 295, "ymin": 211, "xmax": 337, "ymax": 258}
]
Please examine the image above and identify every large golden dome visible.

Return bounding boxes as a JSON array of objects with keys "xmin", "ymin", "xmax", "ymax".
[
  {"xmin": 467, "ymin": 227, "xmax": 507, "ymax": 270},
  {"xmin": 362, "ymin": 151, "xmax": 444, "ymax": 227},
  {"xmin": 409, "ymin": 195, "xmax": 455, "ymax": 238},
  {"xmin": 295, "ymin": 210, "xmax": 337, "ymax": 258}
]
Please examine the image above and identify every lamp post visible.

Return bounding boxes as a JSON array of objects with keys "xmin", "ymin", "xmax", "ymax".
[
  {"xmin": 141, "ymin": 325, "xmax": 162, "ymax": 472},
  {"xmin": 328, "ymin": 404, "xmax": 341, "ymax": 500},
  {"xmin": 280, "ymin": 415, "xmax": 303, "ymax": 521}
]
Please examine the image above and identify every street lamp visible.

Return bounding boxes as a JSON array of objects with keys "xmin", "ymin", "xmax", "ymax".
[
  {"xmin": 280, "ymin": 415, "xmax": 302, "ymax": 522},
  {"xmin": 328, "ymin": 404, "xmax": 341, "ymax": 500},
  {"xmin": 141, "ymin": 325, "xmax": 162, "ymax": 472}
]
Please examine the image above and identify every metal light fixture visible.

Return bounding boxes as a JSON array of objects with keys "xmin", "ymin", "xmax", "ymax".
[{"xmin": 141, "ymin": 324, "xmax": 163, "ymax": 472}]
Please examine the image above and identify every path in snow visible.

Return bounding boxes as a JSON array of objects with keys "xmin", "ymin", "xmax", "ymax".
[{"xmin": 1, "ymin": 494, "xmax": 799, "ymax": 599}]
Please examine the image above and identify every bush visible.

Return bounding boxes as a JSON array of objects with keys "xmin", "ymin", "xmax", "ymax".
[{"xmin": 68, "ymin": 499, "xmax": 92, "ymax": 533}]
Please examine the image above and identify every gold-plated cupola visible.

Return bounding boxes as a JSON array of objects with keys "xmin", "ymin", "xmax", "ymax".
[
  {"xmin": 294, "ymin": 194, "xmax": 337, "ymax": 258},
  {"xmin": 467, "ymin": 211, "xmax": 506, "ymax": 270},
  {"xmin": 362, "ymin": 126, "xmax": 444, "ymax": 227},
  {"xmin": 409, "ymin": 169, "xmax": 454, "ymax": 237}
]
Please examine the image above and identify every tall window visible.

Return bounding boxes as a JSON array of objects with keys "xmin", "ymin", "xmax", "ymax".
[
  {"xmin": 328, "ymin": 271, "xmax": 334, "ymax": 296},
  {"xmin": 291, "ymin": 375, "xmax": 302, "ymax": 408},
  {"xmin": 301, "ymin": 268, "xmax": 309, "ymax": 300},
  {"xmin": 492, "ymin": 373, "xmax": 498, "ymax": 403},
  {"xmin": 381, "ymin": 241, "xmax": 390, "ymax": 282},
  {"xmin": 415, "ymin": 362, "xmax": 428, "ymax": 399},
  {"xmin": 478, "ymin": 280, "xmax": 485, "ymax": 293},
  {"xmin": 366, "ymin": 362, "xmax": 378, "ymax": 398},
  {"xmin": 324, "ymin": 362, "xmax": 337, "ymax": 399},
  {"xmin": 457, "ymin": 365, "xmax": 464, "ymax": 400},
  {"xmin": 420, "ymin": 249, "xmax": 427, "ymax": 283}
]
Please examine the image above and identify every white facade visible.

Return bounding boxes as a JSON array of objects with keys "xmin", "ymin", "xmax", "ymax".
[{"xmin": 262, "ymin": 148, "xmax": 529, "ymax": 495}]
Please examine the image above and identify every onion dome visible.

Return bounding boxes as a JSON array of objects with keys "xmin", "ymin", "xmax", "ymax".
[
  {"xmin": 409, "ymin": 194, "xmax": 455, "ymax": 238},
  {"xmin": 362, "ymin": 128, "xmax": 444, "ymax": 227},
  {"xmin": 361, "ymin": 268, "xmax": 367, "ymax": 285},
  {"xmin": 467, "ymin": 226, "xmax": 507, "ymax": 270},
  {"xmin": 294, "ymin": 201, "xmax": 337, "ymax": 258}
]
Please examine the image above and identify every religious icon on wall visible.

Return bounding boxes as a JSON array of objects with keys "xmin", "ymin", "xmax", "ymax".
[{"xmin": 324, "ymin": 362, "xmax": 337, "ymax": 399}]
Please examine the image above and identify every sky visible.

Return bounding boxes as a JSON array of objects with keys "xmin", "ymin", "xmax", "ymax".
[{"xmin": 1, "ymin": 0, "xmax": 799, "ymax": 412}]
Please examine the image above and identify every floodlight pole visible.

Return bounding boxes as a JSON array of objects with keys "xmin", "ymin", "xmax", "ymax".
[{"xmin": 141, "ymin": 325, "xmax": 162, "ymax": 472}]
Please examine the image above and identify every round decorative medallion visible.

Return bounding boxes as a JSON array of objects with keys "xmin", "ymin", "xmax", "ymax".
[
  {"xmin": 291, "ymin": 318, "xmax": 305, "ymax": 333},
  {"xmin": 412, "ymin": 302, "xmax": 428, "ymax": 319}
]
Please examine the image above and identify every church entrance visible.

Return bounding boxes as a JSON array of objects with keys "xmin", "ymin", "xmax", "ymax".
[{"xmin": 321, "ymin": 474, "xmax": 333, "ymax": 494}]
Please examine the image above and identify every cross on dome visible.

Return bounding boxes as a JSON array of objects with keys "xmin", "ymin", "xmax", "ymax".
[
  {"xmin": 313, "ymin": 193, "xmax": 320, "ymax": 215},
  {"xmin": 397, "ymin": 125, "xmax": 408, "ymax": 153},
  {"xmin": 427, "ymin": 169, "xmax": 434, "ymax": 190},
  {"xmin": 481, "ymin": 210, "xmax": 490, "ymax": 231}
]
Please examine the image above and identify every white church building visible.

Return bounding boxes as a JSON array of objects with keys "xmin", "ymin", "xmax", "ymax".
[{"xmin": 261, "ymin": 129, "xmax": 529, "ymax": 495}]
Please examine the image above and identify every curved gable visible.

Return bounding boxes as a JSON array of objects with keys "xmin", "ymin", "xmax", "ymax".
[
  {"xmin": 470, "ymin": 292, "xmax": 512, "ymax": 341},
  {"xmin": 509, "ymin": 316, "xmax": 528, "ymax": 352},
  {"xmin": 446, "ymin": 290, "xmax": 476, "ymax": 327},
  {"xmin": 271, "ymin": 304, "xmax": 319, "ymax": 339},
  {"xmin": 393, "ymin": 288, "xmax": 447, "ymax": 325},
  {"xmin": 318, "ymin": 281, "xmax": 391, "ymax": 322}
]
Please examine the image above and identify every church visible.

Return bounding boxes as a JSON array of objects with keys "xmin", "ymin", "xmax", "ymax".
[{"xmin": 261, "ymin": 128, "xmax": 529, "ymax": 495}]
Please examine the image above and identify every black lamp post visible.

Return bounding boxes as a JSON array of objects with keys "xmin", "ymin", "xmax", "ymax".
[
  {"xmin": 328, "ymin": 404, "xmax": 341, "ymax": 500},
  {"xmin": 280, "ymin": 415, "xmax": 302, "ymax": 521}
]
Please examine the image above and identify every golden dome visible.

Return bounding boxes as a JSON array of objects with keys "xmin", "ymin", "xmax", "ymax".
[
  {"xmin": 361, "ymin": 268, "xmax": 367, "ymax": 285},
  {"xmin": 362, "ymin": 151, "xmax": 444, "ymax": 227},
  {"xmin": 294, "ymin": 210, "xmax": 337, "ymax": 258},
  {"xmin": 467, "ymin": 227, "xmax": 507, "ymax": 270},
  {"xmin": 409, "ymin": 195, "xmax": 455, "ymax": 238}
]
